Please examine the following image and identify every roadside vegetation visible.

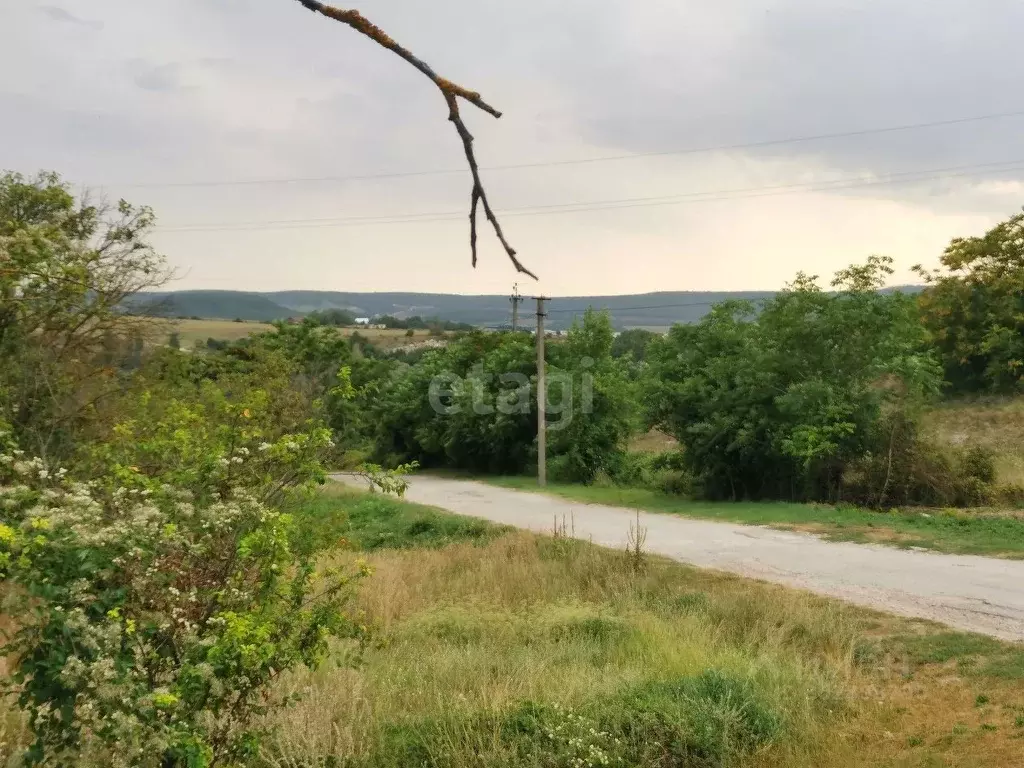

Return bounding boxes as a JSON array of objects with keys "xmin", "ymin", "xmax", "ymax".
[{"xmin": 10, "ymin": 487, "xmax": 1023, "ymax": 767}]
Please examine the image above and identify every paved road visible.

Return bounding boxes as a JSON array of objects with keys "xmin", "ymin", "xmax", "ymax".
[{"xmin": 333, "ymin": 474, "xmax": 1024, "ymax": 641}]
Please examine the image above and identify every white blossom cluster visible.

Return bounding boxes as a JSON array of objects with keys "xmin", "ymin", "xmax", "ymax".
[{"xmin": 0, "ymin": 448, "xmax": 319, "ymax": 766}]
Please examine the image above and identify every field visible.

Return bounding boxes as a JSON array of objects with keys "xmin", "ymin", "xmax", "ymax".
[
  {"xmin": 267, "ymin": 488, "xmax": 1024, "ymax": 766},
  {"xmin": 923, "ymin": 397, "xmax": 1024, "ymax": 488},
  {"xmin": 170, "ymin": 318, "xmax": 274, "ymax": 347},
  {"xmin": 333, "ymin": 327, "xmax": 444, "ymax": 350},
  {"xmin": 165, "ymin": 319, "xmax": 446, "ymax": 351}
]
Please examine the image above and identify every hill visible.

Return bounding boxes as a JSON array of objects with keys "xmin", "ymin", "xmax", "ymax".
[
  {"xmin": 264, "ymin": 290, "xmax": 776, "ymax": 330},
  {"xmin": 129, "ymin": 290, "xmax": 299, "ymax": 322},
  {"xmin": 134, "ymin": 287, "xmax": 923, "ymax": 329}
]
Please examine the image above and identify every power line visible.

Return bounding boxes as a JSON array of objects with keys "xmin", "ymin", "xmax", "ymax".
[
  {"xmin": 154, "ymin": 157, "xmax": 1024, "ymax": 234},
  {"xmin": 109, "ymin": 109, "xmax": 1024, "ymax": 190},
  {"xmin": 545, "ymin": 300, "xmax": 728, "ymax": 315}
]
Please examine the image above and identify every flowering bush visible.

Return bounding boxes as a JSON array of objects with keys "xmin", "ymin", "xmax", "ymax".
[{"xmin": 0, "ymin": 429, "xmax": 366, "ymax": 767}]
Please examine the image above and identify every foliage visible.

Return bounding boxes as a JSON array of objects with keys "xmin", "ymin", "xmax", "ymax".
[
  {"xmin": 0, "ymin": 170, "xmax": 171, "ymax": 461},
  {"xmin": 306, "ymin": 308, "xmax": 356, "ymax": 327},
  {"xmin": 0, "ymin": 174, "xmax": 374, "ymax": 766},
  {"xmin": 609, "ymin": 328, "xmax": 659, "ymax": 361},
  {"xmin": 374, "ymin": 314, "xmax": 475, "ymax": 332},
  {"xmin": 365, "ymin": 312, "xmax": 636, "ymax": 481},
  {"xmin": 0, "ymin": 427, "xmax": 365, "ymax": 766},
  {"xmin": 646, "ymin": 257, "xmax": 943, "ymax": 503},
  {"xmin": 547, "ymin": 311, "xmax": 637, "ymax": 483},
  {"xmin": 355, "ymin": 461, "xmax": 419, "ymax": 497},
  {"xmin": 916, "ymin": 209, "xmax": 1024, "ymax": 394}
]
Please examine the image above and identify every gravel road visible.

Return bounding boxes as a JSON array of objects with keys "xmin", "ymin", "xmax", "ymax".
[{"xmin": 333, "ymin": 474, "xmax": 1024, "ymax": 641}]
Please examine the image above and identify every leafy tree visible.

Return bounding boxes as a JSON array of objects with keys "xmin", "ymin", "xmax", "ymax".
[
  {"xmin": 307, "ymin": 308, "xmax": 357, "ymax": 327},
  {"xmin": 548, "ymin": 311, "xmax": 637, "ymax": 482},
  {"xmin": 646, "ymin": 257, "xmax": 942, "ymax": 502},
  {"xmin": 915, "ymin": 209, "xmax": 1024, "ymax": 393},
  {"xmin": 367, "ymin": 312, "xmax": 636, "ymax": 480},
  {"xmin": 0, "ymin": 175, "xmax": 371, "ymax": 766},
  {"xmin": 0, "ymin": 171, "xmax": 170, "ymax": 461},
  {"xmin": 611, "ymin": 328, "xmax": 659, "ymax": 361}
]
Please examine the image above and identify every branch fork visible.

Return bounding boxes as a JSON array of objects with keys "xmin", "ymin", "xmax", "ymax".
[{"xmin": 294, "ymin": 0, "xmax": 536, "ymax": 279}]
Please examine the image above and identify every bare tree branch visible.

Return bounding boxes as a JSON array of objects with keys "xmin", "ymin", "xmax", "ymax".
[{"xmin": 293, "ymin": 0, "xmax": 537, "ymax": 280}]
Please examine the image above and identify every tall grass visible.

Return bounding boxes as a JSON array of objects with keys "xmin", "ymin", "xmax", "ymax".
[{"xmin": 262, "ymin": 532, "xmax": 861, "ymax": 767}]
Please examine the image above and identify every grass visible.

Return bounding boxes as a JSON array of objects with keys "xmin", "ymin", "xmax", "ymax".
[
  {"xmin": 168, "ymin": 319, "xmax": 447, "ymax": 351},
  {"xmin": 253, "ymin": 486, "xmax": 1024, "ymax": 767},
  {"xmin": 483, "ymin": 477, "xmax": 1024, "ymax": 558},
  {"xmin": 171, "ymin": 318, "xmax": 274, "ymax": 347},
  {"xmin": 923, "ymin": 396, "xmax": 1024, "ymax": 488},
  {"xmin": 5, "ymin": 486, "xmax": 1024, "ymax": 766},
  {"xmin": 287, "ymin": 485, "xmax": 508, "ymax": 555}
]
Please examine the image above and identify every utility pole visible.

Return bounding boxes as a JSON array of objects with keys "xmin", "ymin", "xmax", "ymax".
[
  {"xmin": 509, "ymin": 283, "xmax": 523, "ymax": 332},
  {"xmin": 535, "ymin": 296, "xmax": 549, "ymax": 486}
]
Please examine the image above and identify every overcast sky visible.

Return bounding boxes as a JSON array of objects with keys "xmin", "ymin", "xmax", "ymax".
[{"xmin": 4, "ymin": 0, "xmax": 1024, "ymax": 296}]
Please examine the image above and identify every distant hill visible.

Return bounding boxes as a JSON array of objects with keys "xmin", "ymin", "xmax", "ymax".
[
  {"xmin": 132, "ymin": 287, "xmax": 923, "ymax": 329},
  {"xmin": 129, "ymin": 291, "xmax": 299, "ymax": 322},
  {"xmin": 263, "ymin": 291, "xmax": 778, "ymax": 330}
]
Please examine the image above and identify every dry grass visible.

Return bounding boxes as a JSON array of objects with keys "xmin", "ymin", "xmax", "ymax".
[
  {"xmin": 337, "ymin": 327, "xmax": 447, "ymax": 351},
  {"xmin": 171, "ymin": 318, "xmax": 274, "ymax": 347},
  {"xmin": 923, "ymin": 396, "xmax": 1024, "ymax": 487},
  {"xmin": 5, "ymin": 490, "xmax": 1024, "ymax": 766},
  {"xmin": 261, "ymin": 527, "xmax": 1024, "ymax": 767},
  {"xmin": 167, "ymin": 320, "xmax": 446, "ymax": 352},
  {"xmin": 628, "ymin": 428, "xmax": 678, "ymax": 454}
]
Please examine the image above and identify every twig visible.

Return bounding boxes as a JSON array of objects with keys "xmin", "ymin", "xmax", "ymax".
[{"xmin": 292, "ymin": 0, "xmax": 537, "ymax": 279}]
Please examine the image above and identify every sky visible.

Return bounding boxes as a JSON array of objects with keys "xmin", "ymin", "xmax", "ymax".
[{"xmin": 3, "ymin": 0, "xmax": 1024, "ymax": 296}]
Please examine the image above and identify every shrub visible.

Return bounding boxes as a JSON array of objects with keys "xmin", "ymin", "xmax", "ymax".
[
  {"xmin": 841, "ymin": 412, "xmax": 1002, "ymax": 507},
  {"xmin": 0, "ymin": 423, "xmax": 365, "ymax": 766}
]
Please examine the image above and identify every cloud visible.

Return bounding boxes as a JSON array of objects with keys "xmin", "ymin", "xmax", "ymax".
[
  {"xmin": 4, "ymin": 0, "xmax": 1023, "ymax": 294},
  {"xmin": 132, "ymin": 62, "xmax": 183, "ymax": 93},
  {"xmin": 555, "ymin": 0, "xmax": 1024, "ymax": 185},
  {"xmin": 37, "ymin": 5, "xmax": 102, "ymax": 30}
]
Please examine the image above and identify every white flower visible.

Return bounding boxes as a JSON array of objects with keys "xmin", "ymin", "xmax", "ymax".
[{"xmin": 258, "ymin": 442, "xmax": 272, "ymax": 452}]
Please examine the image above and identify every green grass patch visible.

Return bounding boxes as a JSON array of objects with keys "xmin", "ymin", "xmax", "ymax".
[
  {"xmin": 359, "ymin": 670, "xmax": 783, "ymax": 768},
  {"xmin": 287, "ymin": 485, "xmax": 507, "ymax": 555},
  {"xmin": 483, "ymin": 476, "xmax": 1024, "ymax": 558}
]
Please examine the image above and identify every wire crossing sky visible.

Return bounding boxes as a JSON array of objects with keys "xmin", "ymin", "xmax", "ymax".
[{"xmin": 4, "ymin": 0, "xmax": 1024, "ymax": 295}]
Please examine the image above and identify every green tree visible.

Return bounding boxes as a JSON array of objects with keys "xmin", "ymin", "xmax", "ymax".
[
  {"xmin": 915, "ymin": 209, "xmax": 1024, "ymax": 393},
  {"xmin": 307, "ymin": 308, "xmax": 357, "ymax": 327},
  {"xmin": 0, "ymin": 173, "xmax": 370, "ymax": 766},
  {"xmin": 646, "ymin": 257, "xmax": 941, "ymax": 502},
  {"xmin": 0, "ymin": 170, "xmax": 170, "ymax": 461},
  {"xmin": 611, "ymin": 328, "xmax": 659, "ymax": 361}
]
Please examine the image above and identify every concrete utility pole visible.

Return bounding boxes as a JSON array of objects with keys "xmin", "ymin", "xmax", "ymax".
[
  {"xmin": 510, "ymin": 283, "xmax": 523, "ymax": 332},
  {"xmin": 535, "ymin": 296, "xmax": 549, "ymax": 486}
]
